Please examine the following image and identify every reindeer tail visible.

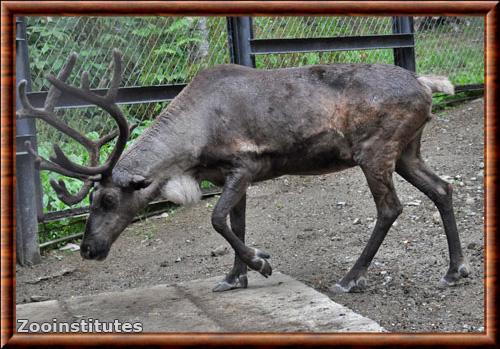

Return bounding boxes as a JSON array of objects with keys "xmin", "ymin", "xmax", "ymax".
[{"xmin": 417, "ymin": 75, "xmax": 455, "ymax": 95}]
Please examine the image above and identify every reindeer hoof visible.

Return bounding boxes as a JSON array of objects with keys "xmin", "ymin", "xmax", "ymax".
[
  {"xmin": 330, "ymin": 276, "xmax": 368, "ymax": 293},
  {"xmin": 459, "ymin": 262, "xmax": 472, "ymax": 277},
  {"xmin": 212, "ymin": 274, "xmax": 248, "ymax": 292},
  {"xmin": 249, "ymin": 248, "xmax": 272, "ymax": 278},
  {"xmin": 439, "ymin": 261, "xmax": 471, "ymax": 287}
]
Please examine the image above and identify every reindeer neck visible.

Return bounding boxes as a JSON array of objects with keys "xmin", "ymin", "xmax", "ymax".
[{"xmin": 113, "ymin": 100, "xmax": 204, "ymax": 183}]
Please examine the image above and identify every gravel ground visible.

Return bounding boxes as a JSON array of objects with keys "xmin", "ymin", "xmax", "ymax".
[{"xmin": 16, "ymin": 98, "xmax": 484, "ymax": 332}]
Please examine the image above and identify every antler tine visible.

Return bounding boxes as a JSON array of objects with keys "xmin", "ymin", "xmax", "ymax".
[
  {"xmin": 49, "ymin": 123, "xmax": 134, "ymax": 205},
  {"xmin": 50, "ymin": 124, "xmax": 137, "ymax": 205},
  {"xmin": 16, "ymin": 54, "xmax": 76, "ymax": 117},
  {"xmin": 97, "ymin": 123, "xmax": 137, "ymax": 147},
  {"xmin": 25, "ymin": 126, "xmax": 107, "ymax": 205},
  {"xmin": 44, "ymin": 52, "xmax": 77, "ymax": 112},
  {"xmin": 106, "ymin": 49, "xmax": 122, "ymax": 101},
  {"xmin": 46, "ymin": 49, "xmax": 124, "ymax": 106},
  {"xmin": 50, "ymin": 179, "xmax": 94, "ymax": 206},
  {"xmin": 20, "ymin": 62, "xmax": 101, "ymax": 206},
  {"xmin": 17, "ymin": 80, "xmax": 53, "ymax": 121},
  {"xmin": 81, "ymin": 71, "xmax": 91, "ymax": 92},
  {"xmin": 25, "ymin": 124, "xmax": 132, "ymax": 206},
  {"xmin": 24, "ymin": 141, "xmax": 92, "ymax": 180},
  {"xmin": 46, "ymin": 49, "xmax": 130, "ymax": 176},
  {"xmin": 17, "ymin": 79, "xmax": 96, "ymax": 151},
  {"xmin": 18, "ymin": 50, "xmax": 132, "ymax": 206}
]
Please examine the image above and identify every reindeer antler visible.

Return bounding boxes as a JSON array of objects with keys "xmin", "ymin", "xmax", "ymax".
[
  {"xmin": 46, "ymin": 50, "xmax": 130, "ymax": 176},
  {"xmin": 16, "ymin": 49, "xmax": 133, "ymax": 206}
]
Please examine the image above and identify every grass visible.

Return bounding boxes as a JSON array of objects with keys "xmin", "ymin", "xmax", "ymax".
[{"xmin": 432, "ymin": 90, "xmax": 483, "ymax": 113}]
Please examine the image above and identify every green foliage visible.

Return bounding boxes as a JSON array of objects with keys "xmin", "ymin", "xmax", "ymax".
[
  {"xmin": 38, "ymin": 218, "xmax": 85, "ymax": 246},
  {"xmin": 431, "ymin": 89, "xmax": 483, "ymax": 112},
  {"xmin": 38, "ymin": 117, "xmax": 154, "ymax": 212},
  {"xmin": 26, "ymin": 17, "xmax": 225, "ymax": 91},
  {"xmin": 200, "ymin": 180, "xmax": 216, "ymax": 190}
]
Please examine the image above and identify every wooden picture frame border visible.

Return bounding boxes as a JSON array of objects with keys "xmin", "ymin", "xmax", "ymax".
[{"xmin": 1, "ymin": 1, "xmax": 498, "ymax": 347}]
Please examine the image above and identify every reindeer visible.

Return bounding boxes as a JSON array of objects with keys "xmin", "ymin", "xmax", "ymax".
[{"xmin": 17, "ymin": 49, "xmax": 470, "ymax": 293}]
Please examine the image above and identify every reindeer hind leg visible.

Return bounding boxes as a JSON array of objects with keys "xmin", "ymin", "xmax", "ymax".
[
  {"xmin": 395, "ymin": 131, "xmax": 470, "ymax": 286},
  {"xmin": 332, "ymin": 151, "xmax": 403, "ymax": 293}
]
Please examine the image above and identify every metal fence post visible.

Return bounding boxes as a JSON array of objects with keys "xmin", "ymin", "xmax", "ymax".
[
  {"xmin": 16, "ymin": 16, "xmax": 41, "ymax": 265},
  {"xmin": 392, "ymin": 16, "xmax": 416, "ymax": 72},
  {"xmin": 226, "ymin": 17, "xmax": 255, "ymax": 67}
]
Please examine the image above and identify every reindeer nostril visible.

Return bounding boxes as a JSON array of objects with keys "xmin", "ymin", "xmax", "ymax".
[{"xmin": 80, "ymin": 243, "xmax": 91, "ymax": 258}]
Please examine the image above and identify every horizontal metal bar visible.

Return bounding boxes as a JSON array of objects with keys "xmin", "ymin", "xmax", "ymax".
[
  {"xmin": 25, "ymin": 84, "xmax": 187, "ymax": 109},
  {"xmin": 39, "ymin": 232, "xmax": 84, "ymax": 249},
  {"xmin": 41, "ymin": 187, "xmax": 221, "ymax": 223},
  {"xmin": 42, "ymin": 207, "xmax": 89, "ymax": 222},
  {"xmin": 250, "ymin": 34, "xmax": 414, "ymax": 55},
  {"xmin": 455, "ymin": 84, "xmax": 484, "ymax": 92},
  {"xmin": 39, "ymin": 188, "xmax": 222, "ymax": 248}
]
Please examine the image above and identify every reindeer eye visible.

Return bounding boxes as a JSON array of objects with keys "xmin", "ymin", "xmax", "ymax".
[{"xmin": 101, "ymin": 193, "xmax": 116, "ymax": 210}]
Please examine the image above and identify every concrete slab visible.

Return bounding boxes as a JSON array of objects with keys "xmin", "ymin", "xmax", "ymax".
[
  {"xmin": 17, "ymin": 300, "xmax": 71, "ymax": 324},
  {"xmin": 64, "ymin": 284, "xmax": 223, "ymax": 332},
  {"xmin": 16, "ymin": 272, "xmax": 384, "ymax": 332}
]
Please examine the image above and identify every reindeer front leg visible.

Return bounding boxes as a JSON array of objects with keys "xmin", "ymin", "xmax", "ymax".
[
  {"xmin": 211, "ymin": 171, "xmax": 272, "ymax": 291},
  {"xmin": 213, "ymin": 194, "xmax": 249, "ymax": 292}
]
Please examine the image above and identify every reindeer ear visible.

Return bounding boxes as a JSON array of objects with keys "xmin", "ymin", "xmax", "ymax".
[
  {"xmin": 113, "ymin": 173, "xmax": 152, "ymax": 190},
  {"xmin": 129, "ymin": 175, "xmax": 152, "ymax": 190}
]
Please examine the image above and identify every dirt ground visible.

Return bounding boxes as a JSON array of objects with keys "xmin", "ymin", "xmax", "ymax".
[{"xmin": 16, "ymin": 98, "xmax": 484, "ymax": 333}]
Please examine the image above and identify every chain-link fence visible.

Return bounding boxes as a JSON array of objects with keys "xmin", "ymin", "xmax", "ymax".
[
  {"xmin": 23, "ymin": 15, "xmax": 484, "ymax": 215},
  {"xmin": 252, "ymin": 16, "xmax": 484, "ymax": 85},
  {"xmin": 253, "ymin": 17, "xmax": 394, "ymax": 68},
  {"xmin": 414, "ymin": 16, "xmax": 484, "ymax": 85},
  {"xmin": 27, "ymin": 16, "xmax": 229, "ymax": 137},
  {"xmin": 25, "ymin": 16, "xmax": 230, "ymax": 212}
]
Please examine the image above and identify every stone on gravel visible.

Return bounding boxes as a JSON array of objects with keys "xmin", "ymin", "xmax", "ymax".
[
  {"xmin": 59, "ymin": 243, "xmax": 80, "ymax": 252},
  {"xmin": 432, "ymin": 211, "xmax": 441, "ymax": 225},
  {"xmin": 30, "ymin": 295, "xmax": 50, "ymax": 302},
  {"xmin": 211, "ymin": 245, "xmax": 229, "ymax": 257},
  {"xmin": 154, "ymin": 212, "xmax": 169, "ymax": 219},
  {"xmin": 467, "ymin": 242, "xmax": 479, "ymax": 250}
]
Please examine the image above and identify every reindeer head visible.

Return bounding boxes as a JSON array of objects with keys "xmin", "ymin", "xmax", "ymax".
[{"xmin": 17, "ymin": 50, "xmax": 154, "ymax": 260}]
